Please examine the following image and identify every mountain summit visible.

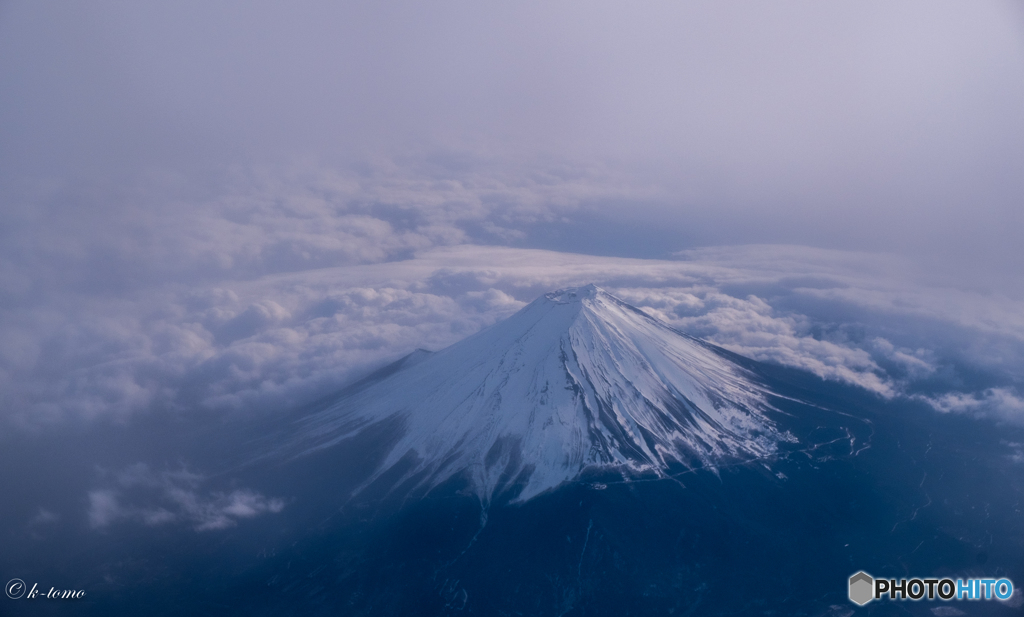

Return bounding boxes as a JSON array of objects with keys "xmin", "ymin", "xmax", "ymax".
[{"xmin": 284, "ymin": 285, "xmax": 791, "ymax": 502}]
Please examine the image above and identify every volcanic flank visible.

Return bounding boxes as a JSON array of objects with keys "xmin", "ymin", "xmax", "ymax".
[{"xmin": 281, "ymin": 285, "xmax": 793, "ymax": 502}]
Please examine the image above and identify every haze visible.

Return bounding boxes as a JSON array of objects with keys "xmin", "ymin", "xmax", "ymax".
[{"xmin": 1, "ymin": 0, "xmax": 1023, "ymax": 427}]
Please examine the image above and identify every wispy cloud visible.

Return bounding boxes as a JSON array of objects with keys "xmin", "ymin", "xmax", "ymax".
[
  {"xmin": 87, "ymin": 464, "xmax": 284, "ymax": 531},
  {"xmin": 917, "ymin": 388, "xmax": 1024, "ymax": 423}
]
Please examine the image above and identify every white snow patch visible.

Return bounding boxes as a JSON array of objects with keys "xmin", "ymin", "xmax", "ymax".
[{"xmin": 288, "ymin": 285, "xmax": 792, "ymax": 502}]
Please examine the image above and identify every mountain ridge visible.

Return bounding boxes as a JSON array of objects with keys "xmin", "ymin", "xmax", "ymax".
[{"xmin": 278, "ymin": 285, "xmax": 794, "ymax": 502}]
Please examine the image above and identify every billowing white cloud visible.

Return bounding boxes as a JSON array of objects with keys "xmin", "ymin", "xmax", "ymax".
[{"xmin": 4, "ymin": 238, "xmax": 1024, "ymax": 426}]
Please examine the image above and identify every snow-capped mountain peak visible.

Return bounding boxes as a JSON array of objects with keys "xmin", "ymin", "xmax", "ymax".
[
  {"xmin": 545, "ymin": 283, "xmax": 600, "ymax": 302},
  {"xmin": 286, "ymin": 285, "xmax": 791, "ymax": 502}
]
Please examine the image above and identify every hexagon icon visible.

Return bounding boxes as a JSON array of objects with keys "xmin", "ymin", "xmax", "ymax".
[{"xmin": 849, "ymin": 571, "xmax": 874, "ymax": 606}]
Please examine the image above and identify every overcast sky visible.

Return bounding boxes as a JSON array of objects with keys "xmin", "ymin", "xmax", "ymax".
[
  {"xmin": 2, "ymin": 1, "xmax": 1023, "ymax": 427},
  {"xmin": 4, "ymin": 1, "xmax": 1024, "ymax": 267}
]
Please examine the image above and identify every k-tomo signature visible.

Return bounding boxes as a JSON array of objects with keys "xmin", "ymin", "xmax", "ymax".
[{"xmin": 6, "ymin": 579, "xmax": 86, "ymax": 600}]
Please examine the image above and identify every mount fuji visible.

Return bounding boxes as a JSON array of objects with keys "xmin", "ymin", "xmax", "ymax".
[
  {"xmin": 276, "ymin": 285, "xmax": 793, "ymax": 502},
  {"xmin": 5, "ymin": 287, "xmax": 1023, "ymax": 617}
]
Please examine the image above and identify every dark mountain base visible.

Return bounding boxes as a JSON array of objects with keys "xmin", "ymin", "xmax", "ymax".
[
  {"xmin": 3, "ymin": 365, "xmax": 1022, "ymax": 616},
  {"xmin": 217, "ymin": 381, "xmax": 1021, "ymax": 617}
]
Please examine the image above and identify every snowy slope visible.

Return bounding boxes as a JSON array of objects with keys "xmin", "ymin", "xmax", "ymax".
[{"xmin": 284, "ymin": 285, "xmax": 792, "ymax": 502}]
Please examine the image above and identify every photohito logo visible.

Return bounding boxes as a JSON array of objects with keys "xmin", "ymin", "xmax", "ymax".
[{"xmin": 848, "ymin": 571, "xmax": 1014, "ymax": 606}]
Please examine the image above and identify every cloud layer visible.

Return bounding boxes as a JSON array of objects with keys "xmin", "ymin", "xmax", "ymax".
[
  {"xmin": 4, "ymin": 235, "xmax": 1023, "ymax": 426},
  {"xmin": 1, "ymin": 1, "xmax": 1022, "ymax": 428}
]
